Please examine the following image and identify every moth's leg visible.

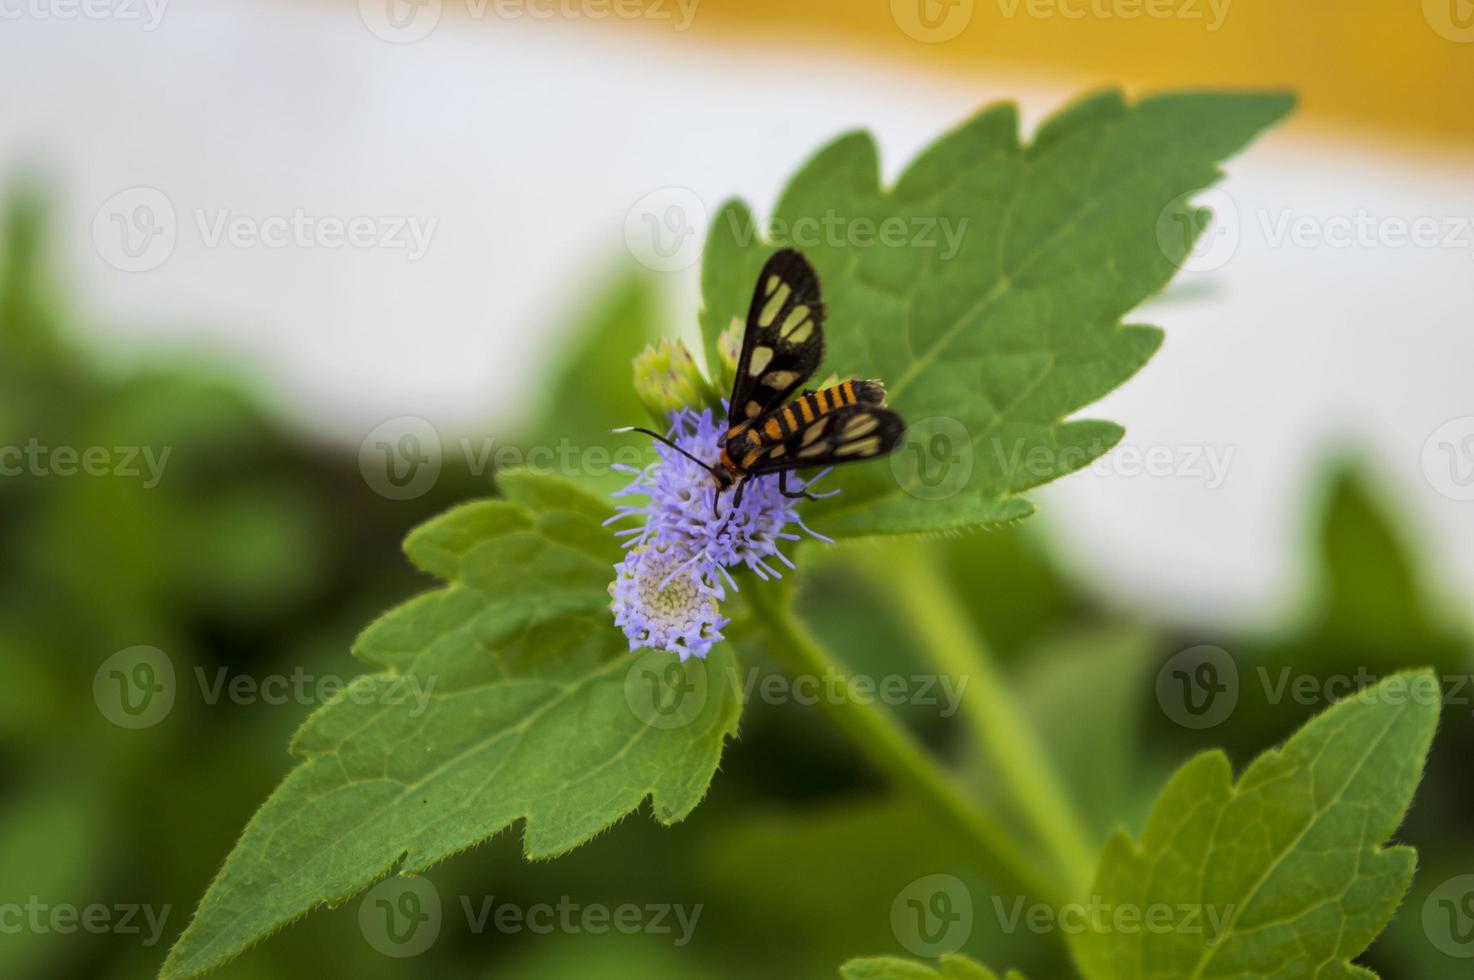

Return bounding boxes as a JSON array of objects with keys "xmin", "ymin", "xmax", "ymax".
[
  {"xmin": 715, "ymin": 479, "xmax": 744, "ymax": 535},
  {"xmin": 779, "ymin": 469, "xmax": 823, "ymax": 501}
]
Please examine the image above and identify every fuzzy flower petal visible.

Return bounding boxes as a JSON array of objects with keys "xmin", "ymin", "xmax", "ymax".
[
  {"xmin": 609, "ymin": 542, "xmax": 728, "ymax": 661},
  {"xmin": 608, "ymin": 407, "xmax": 835, "ymax": 657},
  {"xmin": 612, "ymin": 407, "xmax": 833, "ymax": 587}
]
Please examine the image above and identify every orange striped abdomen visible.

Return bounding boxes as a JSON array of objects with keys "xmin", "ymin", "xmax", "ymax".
[
  {"xmin": 794, "ymin": 379, "xmax": 884, "ymax": 423},
  {"xmin": 724, "ymin": 380, "xmax": 887, "ymax": 473}
]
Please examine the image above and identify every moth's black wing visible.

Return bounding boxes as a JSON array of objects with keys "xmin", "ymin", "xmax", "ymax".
[
  {"xmin": 728, "ymin": 249, "xmax": 826, "ymax": 426},
  {"xmin": 747, "ymin": 404, "xmax": 906, "ymax": 475}
]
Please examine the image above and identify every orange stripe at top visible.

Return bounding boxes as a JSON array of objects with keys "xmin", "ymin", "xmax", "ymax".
[{"xmin": 626, "ymin": 0, "xmax": 1474, "ymax": 153}]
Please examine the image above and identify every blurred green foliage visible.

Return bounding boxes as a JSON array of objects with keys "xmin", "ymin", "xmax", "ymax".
[{"xmin": 0, "ymin": 188, "xmax": 1468, "ymax": 980}]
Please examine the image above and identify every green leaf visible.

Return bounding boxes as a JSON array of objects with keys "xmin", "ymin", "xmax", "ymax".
[
  {"xmin": 1070, "ymin": 669, "xmax": 1440, "ymax": 980},
  {"xmin": 1307, "ymin": 463, "xmax": 1461, "ymax": 660},
  {"xmin": 840, "ymin": 953, "xmax": 1025, "ymax": 980},
  {"xmin": 701, "ymin": 89, "xmax": 1293, "ymax": 536},
  {"xmin": 162, "ymin": 471, "xmax": 741, "ymax": 979}
]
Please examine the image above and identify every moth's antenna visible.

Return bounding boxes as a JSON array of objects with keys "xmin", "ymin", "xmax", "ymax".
[{"xmin": 611, "ymin": 427, "xmax": 718, "ymax": 474}]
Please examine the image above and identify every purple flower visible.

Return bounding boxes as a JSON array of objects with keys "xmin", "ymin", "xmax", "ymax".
[
  {"xmin": 606, "ymin": 407, "xmax": 834, "ymax": 658},
  {"xmin": 608, "ymin": 542, "xmax": 728, "ymax": 661}
]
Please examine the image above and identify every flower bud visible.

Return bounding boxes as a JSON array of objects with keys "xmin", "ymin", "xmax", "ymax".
[{"xmin": 632, "ymin": 338, "xmax": 715, "ymax": 419}]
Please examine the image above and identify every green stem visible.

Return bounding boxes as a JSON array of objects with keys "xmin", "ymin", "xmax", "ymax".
[
  {"xmin": 744, "ymin": 582, "xmax": 1070, "ymax": 911},
  {"xmin": 881, "ymin": 541, "xmax": 1097, "ymax": 895}
]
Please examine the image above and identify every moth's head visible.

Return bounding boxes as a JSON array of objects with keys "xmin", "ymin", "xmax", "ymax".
[{"xmin": 711, "ymin": 451, "xmax": 739, "ymax": 490}]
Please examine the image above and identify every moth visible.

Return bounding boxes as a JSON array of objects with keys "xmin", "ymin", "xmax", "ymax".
[{"xmin": 619, "ymin": 248, "xmax": 905, "ymax": 515}]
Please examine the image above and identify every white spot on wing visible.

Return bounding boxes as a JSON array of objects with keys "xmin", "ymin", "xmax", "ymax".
[
  {"xmin": 748, "ymin": 346, "xmax": 774, "ymax": 375},
  {"xmin": 763, "ymin": 370, "xmax": 801, "ymax": 390},
  {"xmin": 759, "ymin": 283, "xmax": 791, "ymax": 327},
  {"xmin": 835, "ymin": 435, "xmax": 882, "ymax": 457}
]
